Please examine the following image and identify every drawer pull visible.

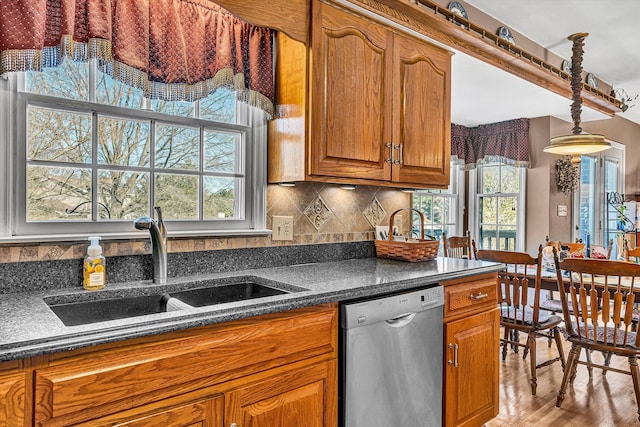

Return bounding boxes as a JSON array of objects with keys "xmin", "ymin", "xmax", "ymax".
[
  {"xmin": 469, "ymin": 292, "xmax": 489, "ymax": 301},
  {"xmin": 230, "ymin": 423, "xmax": 239, "ymax": 427},
  {"xmin": 448, "ymin": 343, "xmax": 459, "ymax": 367}
]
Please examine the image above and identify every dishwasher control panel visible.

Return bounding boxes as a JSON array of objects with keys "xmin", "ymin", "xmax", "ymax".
[{"xmin": 341, "ymin": 285, "xmax": 444, "ymax": 329}]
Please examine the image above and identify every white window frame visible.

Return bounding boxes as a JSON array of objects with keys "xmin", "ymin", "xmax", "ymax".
[
  {"xmin": 0, "ymin": 70, "xmax": 268, "ymax": 242},
  {"xmin": 413, "ymin": 163, "xmax": 465, "ymax": 238},
  {"xmin": 468, "ymin": 163, "xmax": 526, "ymax": 252}
]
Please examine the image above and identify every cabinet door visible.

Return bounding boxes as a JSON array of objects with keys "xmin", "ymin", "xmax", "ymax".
[
  {"xmin": 444, "ymin": 308, "xmax": 499, "ymax": 427},
  {"xmin": 392, "ymin": 32, "xmax": 451, "ymax": 186},
  {"xmin": 226, "ymin": 360, "xmax": 337, "ymax": 427},
  {"xmin": 310, "ymin": 1, "xmax": 392, "ymax": 181},
  {"xmin": 85, "ymin": 395, "xmax": 224, "ymax": 427},
  {"xmin": 0, "ymin": 371, "xmax": 25, "ymax": 427}
]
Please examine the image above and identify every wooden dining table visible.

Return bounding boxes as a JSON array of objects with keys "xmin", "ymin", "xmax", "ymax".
[{"xmin": 509, "ymin": 264, "xmax": 640, "ymax": 297}]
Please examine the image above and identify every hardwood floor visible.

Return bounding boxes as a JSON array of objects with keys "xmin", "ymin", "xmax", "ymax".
[{"xmin": 485, "ymin": 332, "xmax": 640, "ymax": 426}]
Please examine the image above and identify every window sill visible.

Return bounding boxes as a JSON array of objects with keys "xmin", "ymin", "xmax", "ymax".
[{"xmin": 0, "ymin": 229, "xmax": 273, "ymax": 245}]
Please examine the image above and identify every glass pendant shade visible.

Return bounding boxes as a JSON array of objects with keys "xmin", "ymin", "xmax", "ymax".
[{"xmin": 544, "ymin": 133, "xmax": 610, "ymax": 164}]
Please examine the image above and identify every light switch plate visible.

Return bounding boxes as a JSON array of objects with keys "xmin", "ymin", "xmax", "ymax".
[
  {"xmin": 557, "ymin": 204, "xmax": 568, "ymax": 217},
  {"xmin": 272, "ymin": 216, "xmax": 294, "ymax": 241}
]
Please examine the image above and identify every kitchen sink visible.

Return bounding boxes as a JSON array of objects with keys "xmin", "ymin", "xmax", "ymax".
[
  {"xmin": 45, "ymin": 277, "xmax": 300, "ymax": 327},
  {"xmin": 169, "ymin": 281, "xmax": 287, "ymax": 307},
  {"xmin": 47, "ymin": 294, "xmax": 169, "ymax": 327}
]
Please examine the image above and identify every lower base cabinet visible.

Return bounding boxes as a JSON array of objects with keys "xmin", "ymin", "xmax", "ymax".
[
  {"xmin": 227, "ymin": 360, "xmax": 335, "ymax": 427},
  {"xmin": 442, "ymin": 273, "xmax": 500, "ymax": 427},
  {"xmin": 83, "ymin": 360, "xmax": 336, "ymax": 427},
  {"xmin": 0, "ymin": 303, "xmax": 338, "ymax": 427},
  {"xmin": 86, "ymin": 395, "xmax": 225, "ymax": 427}
]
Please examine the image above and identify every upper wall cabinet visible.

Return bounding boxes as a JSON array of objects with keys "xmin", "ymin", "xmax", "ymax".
[{"xmin": 268, "ymin": 0, "xmax": 452, "ymax": 189}]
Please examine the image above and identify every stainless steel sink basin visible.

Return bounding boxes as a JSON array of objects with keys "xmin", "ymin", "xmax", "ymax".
[{"xmin": 45, "ymin": 276, "xmax": 301, "ymax": 326}]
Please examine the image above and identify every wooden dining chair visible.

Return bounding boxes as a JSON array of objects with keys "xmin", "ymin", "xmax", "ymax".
[
  {"xmin": 475, "ymin": 245, "xmax": 566, "ymax": 395},
  {"xmin": 442, "ymin": 230, "xmax": 473, "ymax": 259},
  {"xmin": 541, "ymin": 239, "xmax": 614, "ymax": 314},
  {"xmin": 625, "ymin": 240, "xmax": 640, "ymax": 263},
  {"xmin": 552, "ymin": 252, "xmax": 640, "ymax": 422}
]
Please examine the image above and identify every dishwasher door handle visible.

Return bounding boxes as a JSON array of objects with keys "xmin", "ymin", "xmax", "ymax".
[{"xmin": 385, "ymin": 312, "xmax": 417, "ymax": 327}]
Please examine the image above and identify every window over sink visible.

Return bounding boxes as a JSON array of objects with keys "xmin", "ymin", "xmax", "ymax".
[{"xmin": 0, "ymin": 59, "xmax": 268, "ymax": 239}]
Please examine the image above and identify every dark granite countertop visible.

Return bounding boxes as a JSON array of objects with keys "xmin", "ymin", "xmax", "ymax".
[{"xmin": 0, "ymin": 256, "xmax": 503, "ymax": 362}]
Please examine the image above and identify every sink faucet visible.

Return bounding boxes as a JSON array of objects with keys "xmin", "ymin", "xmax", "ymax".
[{"xmin": 134, "ymin": 206, "xmax": 167, "ymax": 284}]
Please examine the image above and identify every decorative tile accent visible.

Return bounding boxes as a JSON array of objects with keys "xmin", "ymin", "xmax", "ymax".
[
  {"xmin": 303, "ymin": 196, "xmax": 333, "ymax": 231},
  {"xmin": 362, "ymin": 197, "xmax": 386, "ymax": 228}
]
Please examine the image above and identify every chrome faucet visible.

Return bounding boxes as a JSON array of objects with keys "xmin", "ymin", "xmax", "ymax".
[{"xmin": 134, "ymin": 206, "xmax": 167, "ymax": 284}]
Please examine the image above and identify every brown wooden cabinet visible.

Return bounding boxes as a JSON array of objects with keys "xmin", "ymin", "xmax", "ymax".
[
  {"xmin": 83, "ymin": 394, "xmax": 224, "ymax": 427},
  {"xmin": 2, "ymin": 303, "xmax": 337, "ymax": 427},
  {"xmin": 0, "ymin": 369, "xmax": 26, "ymax": 426},
  {"xmin": 226, "ymin": 360, "xmax": 335, "ymax": 427},
  {"xmin": 442, "ymin": 273, "xmax": 500, "ymax": 427},
  {"xmin": 269, "ymin": 0, "xmax": 452, "ymax": 189}
]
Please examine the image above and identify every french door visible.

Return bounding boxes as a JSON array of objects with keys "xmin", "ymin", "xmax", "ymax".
[{"xmin": 573, "ymin": 142, "xmax": 625, "ymax": 257}]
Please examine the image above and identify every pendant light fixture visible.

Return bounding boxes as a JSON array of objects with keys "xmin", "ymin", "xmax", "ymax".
[{"xmin": 543, "ymin": 33, "xmax": 610, "ymax": 165}]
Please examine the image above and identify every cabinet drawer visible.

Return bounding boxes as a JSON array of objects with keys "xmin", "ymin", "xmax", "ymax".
[
  {"xmin": 34, "ymin": 303, "xmax": 337, "ymax": 425},
  {"xmin": 444, "ymin": 275, "xmax": 498, "ymax": 318}
]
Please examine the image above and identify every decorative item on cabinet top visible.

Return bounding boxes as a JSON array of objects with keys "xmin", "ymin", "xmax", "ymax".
[
  {"xmin": 497, "ymin": 26, "xmax": 516, "ymax": 44},
  {"xmin": 447, "ymin": 1, "xmax": 468, "ymax": 27}
]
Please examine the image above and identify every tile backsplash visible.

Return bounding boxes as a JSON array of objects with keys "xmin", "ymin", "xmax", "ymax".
[{"xmin": 0, "ymin": 183, "xmax": 411, "ymax": 263}]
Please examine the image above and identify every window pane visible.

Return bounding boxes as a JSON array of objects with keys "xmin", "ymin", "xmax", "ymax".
[
  {"xmin": 204, "ymin": 130, "xmax": 239, "ymax": 173},
  {"xmin": 96, "ymin": 68, "xmax": 145, "ymax": 109},
  {"xmin": 27, "ymin": 166, "xmax": 91, "ymax": 220},
  {"xmin": 500, "ymin": 166, "xmax": 519, "ymax": 193},
  {"xmin": 25, "ymin": 59, "xmax": 89, "ymax": 101},
  {"xmin": 480, "ymin": 225, "xmax": 497, "ymax": 250},
  {"xmin": 498, "ymin": 226, "xmax": 517, "ymax": 251},
  {"xmin": 199, "ymin": 88, "xmax": 236, "ymax": 123},
  {"xmin": 203, "ymin": 177, "xmax": 238, "ymax": 219},
  {"xmin": 578, "ymin": 158, "xmax": 596, "ymax": 242},
  {"xmin": 98, "ymin": 170, "xmax": 149, "ymax": 220},
  {"xmin": 28, "ymin": 107, "xmax": 92, "ymax": 163},
  {"xmin": 481, "ymin": 165, "xmax": 499, "ymax": 193},
  {"xmin": 97, "ymin": 117, "xmax": 150, "ymax": 167},
  {"xmin": 154, "ymin": 173, "xmax": 199, "ymax": 219},
  {"xmin": 480, "ymin": 196, "xmax": 497, "ymax": 223},
  {"xmin": 151, "ymin": 99, "xmax": 195, "ymax": 117},
  {"xmin": 497, "ymin": 196, "xmax": 517, "ymax": 224},
  {"xmin": 155, "ymin": 124, "xmax": 200, "ymax": 170}
]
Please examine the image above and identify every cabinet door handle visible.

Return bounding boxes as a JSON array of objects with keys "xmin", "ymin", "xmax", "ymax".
[
  {"xmin": 398, "ymin": 143, "xmax": 403, "ymax": 165},
  {"xmin": 230, "ymin": 423, "xmax": 239, "ymax": 427},
  {"xmin": 448, "ymin": 343, "xmax": 458, "ymax": 367},
  {"xmin": 392, "ymin": 144, "xmax": 401, "ymax": 164},
  {"xmin": 470, "ymin": 292, "xmax": 489, "ymax": 301},
  {"xmin": 385, "ymin": 142, "xmax": 393, "ymax": 163}
]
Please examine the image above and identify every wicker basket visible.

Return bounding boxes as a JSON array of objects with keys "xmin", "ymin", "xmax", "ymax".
[{"xmin": 374, "ymin": 208, "xmax": 440, "ymax": 262}]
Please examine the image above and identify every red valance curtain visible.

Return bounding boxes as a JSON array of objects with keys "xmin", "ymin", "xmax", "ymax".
[
  {"xmin": 0, "ymin": 0, "xmax": 275, "ymax": 117},
  {"xmin": 451, "ymin": 118, "xmax": 530, "ymax": 169}
]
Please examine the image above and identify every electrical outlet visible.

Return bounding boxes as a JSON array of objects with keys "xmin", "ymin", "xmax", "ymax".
[{"xmin": 272, "ymin": 216, "xmax": 294, "ymax": 241}]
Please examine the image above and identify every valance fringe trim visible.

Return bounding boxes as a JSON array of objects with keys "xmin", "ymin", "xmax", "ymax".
[
  {"xmin": 452, "ymin": 154, "xmax": 530, "ymax": 171},
  {"xmin": 1, "ymin": 37, "xmax": 274, "ymax": 119}
]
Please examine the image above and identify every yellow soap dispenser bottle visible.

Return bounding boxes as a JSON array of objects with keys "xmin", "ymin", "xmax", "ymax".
[{"xmin": 83, "ymin": 236, "xmax": 106, "ymax": 290}]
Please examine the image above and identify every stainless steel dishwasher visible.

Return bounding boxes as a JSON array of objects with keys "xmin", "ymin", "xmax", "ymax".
[{"xmin": 340, "ymin": 285, "xmax": 444, "ymax": 427}]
